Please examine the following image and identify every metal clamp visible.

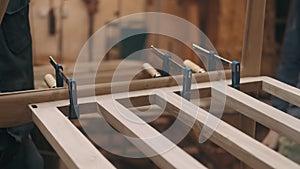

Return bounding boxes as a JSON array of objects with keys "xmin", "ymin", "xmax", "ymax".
[
  {"xmin": 151, "ymin": 46, "xmax": 192, "ymax": 100},
  {"xmin": 49, "ymin": 56, "xmax": 80, "ymax": 119},
  {"xmin": 193, "ymin": 44, "xmax": 240, "ymax": 90}
]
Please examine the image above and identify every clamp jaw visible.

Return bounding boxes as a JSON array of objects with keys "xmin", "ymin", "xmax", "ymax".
[{"xmin": 49, "ymin": 56, "xmax": 80, "ymax": 119}]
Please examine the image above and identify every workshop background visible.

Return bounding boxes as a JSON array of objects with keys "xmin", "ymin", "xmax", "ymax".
[
  {"xmin": 30, "ymin": 0, "xmax": 290, "ymax": 76},
  {"xmin": 27, "ymin": 0, "xmax": 293, "ymax": 168}
]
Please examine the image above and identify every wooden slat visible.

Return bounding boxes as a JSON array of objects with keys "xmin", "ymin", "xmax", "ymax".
[
  {"xmin": 30, "ymin": 104, "xmax": 115, "ymax": 169},
  {"xmin": 212, "ymin": 85, "xmax": 300, "ymax": 144},
  {"xmin": 98, "ymin": 97, "xmax": 207, "ymax": 169},
  {"xmin": 262, "ymin": 76, "xmax": 300, "ymax": 107},
  {"xmin": 154, "ymin": 92, "xmax": 300, "ymax": 169}
]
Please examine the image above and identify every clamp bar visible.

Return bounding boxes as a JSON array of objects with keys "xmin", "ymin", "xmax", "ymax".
[
  {"xmin": 192, "ymin": 44, "xmax": 240, "ymax": 90},
  {"xmin": 49, "ymin": 56, "xmax": 80, "ymax": 119},
  {"xmin": 49, "ymin": 56, "xmax": 64, "ymax": 87},
  {"xmin": 150, "ymin": 45, "xmax": 192, "ymax": 100},
  {"xmin": 192, "ymin": 44, "xmax": 232, "ymax": 65},
  {"xmin": 151, "ymin": 45, "xmax": 184, "ymax": 74}
]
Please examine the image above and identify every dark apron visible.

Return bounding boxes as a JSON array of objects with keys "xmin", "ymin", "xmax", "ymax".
[{"xmin": 0, "ymin": 0, "xmax": 34, "ymax": 151}]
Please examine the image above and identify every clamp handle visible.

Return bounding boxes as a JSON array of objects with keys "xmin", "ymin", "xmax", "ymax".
[
  {"xmin": 181, "ymin": 67, "xmax": 192, "ymax": 101},
  {"xmin": 231, "ymin": 61, "xmax": 240, "ymax": 90},
  {"xmin": 68, "ymin": 78, "xmax": 80, "ymax": 119}
]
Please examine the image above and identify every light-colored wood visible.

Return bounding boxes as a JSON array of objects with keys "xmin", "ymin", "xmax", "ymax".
[
  {"xmin": 30, "ymin": 103, "xmax": 115, "ymax": 169},
  {"xmin": 262, "ymin": 76, "xmax": 300, "ymax": 108},
  {"xmin": 98, "ymin": 97, "xmax": 207, "ymax": 169},
  {"xmin": 183, "ymin": 60, "xmax": 205, "ymax": 73},
  {"xmin": 44, "ymin": 74, "xmax": 56, "ymax": 88},
  {"xmin": 212, "ymin": 85, "xmax": 300, "ymax": 144},
  {"xmin": 142, "ymin": 63, "xmax": 161, "ymax": 78},
  {"xmin": 241, "ymin": 0, "xmax": 266, "ymax": 76},
  {"xmin": 28, "ymin": 77, "xmax": 300, "ymax": 168},
  {"xmin": 0, "ymin": 71, "xmax": 231, "ymax": 127},
  {"xmin": 155, "ymin": 92, "xmax": 299, "ymax": 169},
  {"xmin": 240, "ymin": 3, "xmax": 266, "ymax": 166}
]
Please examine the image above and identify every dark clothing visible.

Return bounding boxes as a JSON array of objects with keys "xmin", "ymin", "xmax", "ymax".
[
  {"xmin": 0, "ymin": 1, "xmax": 42, "ymax": 168},
  {"xmin": 0, "ymin": 0, "xmax": 34, "ymax": 92},
  {"xmin": 272, "ymin": 0, "xmax": 300, "ymax": 119},
  {"xmin": 0, "ymin": 137, "xmax": 43, "ymax": 169}
]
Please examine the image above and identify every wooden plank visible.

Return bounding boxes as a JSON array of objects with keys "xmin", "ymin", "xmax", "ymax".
[
  {"xmin": 27, "ymin": 76, "xmax": 300, "ymax": 168},
  {"xmin": 241, "ymin": 0, "xmax": 266, "ymax": 76},
  {"xmin": 212, "ymin": 85, "xmax": 300, "ymax": 144},
  {"xmin": 30, "ymin": 104, "xmax": 115, "ymax": 169},
  {"xmin": 154, "ymin": 92, "xmax": 299, "ymax": 169},
  {"xmin": 0, "ymin": 71, "xmax": 231, "ymax": 127},
  {"xmin": 240, "ymin": 3, "xmax": 266, "ymax": 168},
  {"xmin": 262, "ymin": 76, "xmax": 300, "ymax": 107},
  {"xmin": 98, "ymin": 97, "xmax": 207, "ymax": 169}
]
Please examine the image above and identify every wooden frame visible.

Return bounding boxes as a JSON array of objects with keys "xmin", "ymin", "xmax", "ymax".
[{"xmin": 29, "ymin": 76, "xmax": 300, "ymax": 168}]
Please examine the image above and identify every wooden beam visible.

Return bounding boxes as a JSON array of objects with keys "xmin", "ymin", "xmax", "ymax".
[
  {"xmin": 154, "ymin": 92, "xmax": 299, "ymax": 169},
  {"xmin": 240, "ymin": 3, "xmax": 267, "ymax": 168},
  {"xmin": 212, "ymin": 85, "xmax": 300, "ymax": 144},
  {"xmin": 262, "ymin": 76, "xmax": 300, "ymax": 107},
  {"xmin": 241, "ymin": 0, "xmax": 266, "ymax": 76},
  {"xmin": 98, "ymin": 97, "xmax": 207, "ymax": 169},
  {"xmin": 0, "ymin": 71, "xmax": 231, "ymax": 127},
  {"xmin": 30, "ymin": 104, "xmax": 115, "ymax": 169}
]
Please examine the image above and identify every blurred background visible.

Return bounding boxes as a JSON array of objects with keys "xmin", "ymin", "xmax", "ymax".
[{"xmin": 29, "ymin": 0, "xmax": 291, "ymax": 77}]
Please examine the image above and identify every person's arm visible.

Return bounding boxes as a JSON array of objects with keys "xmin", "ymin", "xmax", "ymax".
[
  {"xmin": 0, "ymin": 0, "xmax": 9, "ymax": 24},
  {"xmin": 262, "ymin": 130, "xmax": 280, "ymax": 149}
]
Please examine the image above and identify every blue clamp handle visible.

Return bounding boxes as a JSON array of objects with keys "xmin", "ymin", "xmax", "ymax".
[
  {"xmin": 231, "ymin": 61, "xmax": 240, "ymax": 90},
  {"xmin": 68, "ymin": 78, "xmax": 80, "ymax": 119}
]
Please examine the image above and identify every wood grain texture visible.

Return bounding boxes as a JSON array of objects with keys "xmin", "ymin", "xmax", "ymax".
[
  {"xmin": 240, "ymin": 4, "xmax": 267, "ymax": 167},
  {"xmin": 0, "ymin": 71, "xmax": 231, "ymax": 127},
  {"xmin": 157, "ymin": 92, "xmax": 300, "ymax": 169},
  {"xmin": 30, "ymin": 104, "xmax": 115, "ymax": 169},
  {"xmin": 98, "ymin": 97, "xmax": 207, "ymax": 169},
  {"xmin": 212, "ymin": 85, "xmax": 300, "ymax": 144},
  {"xmin": 262, "ymin": 76, "xmax": 300, "ymax": 107}
]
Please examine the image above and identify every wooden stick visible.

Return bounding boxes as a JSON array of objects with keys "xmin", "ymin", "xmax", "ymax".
[
  {"xmin": 183, "ymin": 59, "xmax": 205, "ymax": 73},
  {"xmin": 44, "ymin": 74, "xmax": 56, "ymax": 88},
  {"xmin": 142, "ymin": 63, "xmax": 161, "ymax": 78},
  {"xmin": 99, "ymin": 97, "xmax": 207, "ymax": 169}
]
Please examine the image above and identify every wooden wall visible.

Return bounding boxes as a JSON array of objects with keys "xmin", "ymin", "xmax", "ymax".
[
  {"xmin": 29, "ymin": 0, "xmax": 282, "ymax": 76},
  {"xmin": 29, "ymin": 0, "xmax": 146, "ymax": 65}
]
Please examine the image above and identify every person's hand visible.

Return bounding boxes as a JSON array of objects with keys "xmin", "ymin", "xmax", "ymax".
[{"xmin": 262, "ymin": 130, "xmax": 279, "ymax": 149}]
